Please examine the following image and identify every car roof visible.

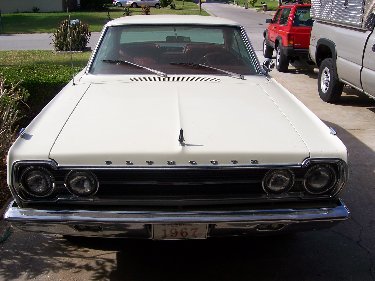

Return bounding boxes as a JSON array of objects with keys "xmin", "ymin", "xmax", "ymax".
[{"xmin": 106, "ymin": 15, "xmax": 241, "ymax": 27}]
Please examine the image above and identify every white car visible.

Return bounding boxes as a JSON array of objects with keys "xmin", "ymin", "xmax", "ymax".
[
  {"xmin": 113, "ymin": 0, "xmax": 161, "ymax": 8},
  {"xmin": 5, "ymin": 15, "xmax": 349, "ymax": 240}
]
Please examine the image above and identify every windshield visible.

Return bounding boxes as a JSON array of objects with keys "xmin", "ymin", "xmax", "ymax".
[{"xmin": 89, "ymin": 25, "xmax": 258, "ymax": 76}]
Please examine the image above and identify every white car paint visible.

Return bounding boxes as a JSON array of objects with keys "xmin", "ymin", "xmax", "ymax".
[
  {"xmin": 5, "ymin": 15, "xmax": 349, "ymax": 239},
  {"xmin": 7, "ymin": 15, "xmax": 347, "ymax": 174}
]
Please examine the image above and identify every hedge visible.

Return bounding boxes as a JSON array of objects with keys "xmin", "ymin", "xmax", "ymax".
[{"xmin": 1, "ymin": 65, "xmax": 84, "ymax": 122}]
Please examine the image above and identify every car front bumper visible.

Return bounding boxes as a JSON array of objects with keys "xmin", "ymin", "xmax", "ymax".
[{"xmin": 4, "ymin": 200, "xmax": 349, "ymax": 239}]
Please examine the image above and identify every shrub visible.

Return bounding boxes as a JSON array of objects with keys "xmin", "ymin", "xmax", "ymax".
[
  {"xmin": 250, "ymin": 0, "xmax": 257, "ymax": 7},
  {"xmin": 0, "ymin": 77, "xmax": 28, "ymax": 158},
  {"xmin": 160, "ymin": 0, "xmax": 173, "ymax": 8},
  {"xmin": 123, "ymin": 7, "xmax": 132, "ymax": 16},
  {"xmin": 0, "ymin": 51, "xmax": 90, "ymax": 119},
  {"xmin": 170, "ymin": 2, "xmax": 176, "ymax": 9},
  {"xmin": 1, "ymin": 64, "xmax": 82, "ymax": 118},
  {"xmin": 32, "ymin": 6, "xmax": 40, "ymax": 13},
  {"xmin": 0, "ymin": 51, "xmax": 89, "ymax": 208},
  {"xmin": 52, "ymin": 19, "xmax": 91, "ymax": 52},
  {"xmin": 142, "ymin": 5, "xmax": 151, "ymax": 15}
]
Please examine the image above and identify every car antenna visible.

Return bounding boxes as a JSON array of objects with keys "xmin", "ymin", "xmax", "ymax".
[{"xmin": 66, "ymin": 1, "xmax": 76, "ymax": 86}]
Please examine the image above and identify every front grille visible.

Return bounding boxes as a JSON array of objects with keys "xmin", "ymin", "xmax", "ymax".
[
  {"xmin": 15, "ymin": 165, "xmax": 313, "ymax": 207},
  {"xmin": 94, "ymin": 168, "xmax": 270, "ymax": 204}
]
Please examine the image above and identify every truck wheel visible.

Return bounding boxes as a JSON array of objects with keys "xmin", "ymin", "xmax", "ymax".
[
  {"xmin": 131, "ymin": 2, "xmax": 138, "ymax": 8},
  {"xmin": 318, "ymin": 58, "xmax": 343, "ymax": 103},
  {"xmin": 263, "ymin": 39, "xmax": 273, "ymax": 59},
  {"xmin": 275, "ymin": 45, "xmax": 289, "ymax": 72}
]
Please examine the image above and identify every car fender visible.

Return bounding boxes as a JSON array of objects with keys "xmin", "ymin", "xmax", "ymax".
[
  {"xmin": 315, "ymin": 38, "xmax": 337, "ymax": 67},
  {"xmin": 275, "ymin": 36, "xmax": 284, "ymax": 49}
]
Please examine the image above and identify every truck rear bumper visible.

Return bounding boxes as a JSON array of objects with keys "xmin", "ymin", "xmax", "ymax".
[
  {"xmin": 4, "ymin": 200, "xmax": 350, "ymax": 239},
  {"xmin": 281, "ymin": 46, "xmax": 309, "ymax": 58}
]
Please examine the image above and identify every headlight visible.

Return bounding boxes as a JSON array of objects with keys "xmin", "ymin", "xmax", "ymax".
[
  {"xmin": 20, "ymin": 167, "xmax": 54, "ymax": 197},
  {"xmin": 303, "ymin": 164, "xmax": 337, "ymax": 194},
  {"xmin": 262, "ymin": 169, "xmax": 294, "ymax": 194},
  {"xmin": 65, "ymin": 171, "xmax": 99, "ymax": 197}
]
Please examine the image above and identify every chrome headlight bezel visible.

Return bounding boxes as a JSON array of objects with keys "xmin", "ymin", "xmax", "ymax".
[
  {"xmin": 262, "ymin": 169, "xmax": 295, "ymax": 194},
  {"xmin": 301, "ymin": 159, "xmax": 348, "ymax": 197},
  {"xmin": 303, "ymin": 164, "xmax": 337, "ymax": 195},
  {"xmin": 19, "ymin": 166, "xmax": 55, "ymax": 198},
  {"xmin": 65, "ymin": 170, "xmax": 99, "ymax": 197}
]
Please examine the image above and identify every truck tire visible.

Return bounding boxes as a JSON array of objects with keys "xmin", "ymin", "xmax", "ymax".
[
  {"xmin": 263, "ymin": 39, "xmax": 273, "ymax": 59},
  {"xmin": 318, "ymin": 58, "xmax": 344, "ymax": 103},
  {"xmin": 275, "ymin": 45, "xmax": 289, "ymax": 72}
]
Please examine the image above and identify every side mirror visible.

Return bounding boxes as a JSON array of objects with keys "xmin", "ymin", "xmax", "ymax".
[
  {"xmin": 266, "ymin": 19, "xmax": 272, "ymax": 23},
  {"xmin": 262, "ymin": 59, "xmax": 275, "ymax": 73}
]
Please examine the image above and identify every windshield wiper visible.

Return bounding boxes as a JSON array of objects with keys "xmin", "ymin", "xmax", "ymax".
[
  {"xmin": 170, "ymin": 62, "xmax": 244, "ymax": 80},
  {"xmin": 103, "ymin": 59, "xmax": 168, "ymax": 78}
]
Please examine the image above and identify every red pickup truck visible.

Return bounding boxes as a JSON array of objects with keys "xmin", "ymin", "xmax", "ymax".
[{"xmin": 263, "ymin": 3, "xmax": 313, "ymax": 72}]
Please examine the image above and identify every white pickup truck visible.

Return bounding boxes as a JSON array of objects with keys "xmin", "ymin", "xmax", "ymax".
[{"xmin": 309, "ymin": 0, "xmax": 375, "ymax": 103}]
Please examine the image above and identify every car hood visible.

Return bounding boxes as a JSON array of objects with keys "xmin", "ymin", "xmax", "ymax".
[{"xmin": 49, "ymin": 79, "xmax": 310, "ymax": 166}]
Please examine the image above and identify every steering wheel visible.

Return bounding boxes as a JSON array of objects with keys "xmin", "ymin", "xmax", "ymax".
[{"xmin": 199, "ymin": 52, "xmax": 240, "ymax": 65}]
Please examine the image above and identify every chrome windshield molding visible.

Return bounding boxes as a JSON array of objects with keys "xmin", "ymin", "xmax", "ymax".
[
  {"xmin": 240, "ymin": 26, "xmax": 262, "ymax": 75},
  {"xmin": 85, "ymin": 26, "xmax": 108, "ymax": 75},
  {"xmin": 5, "ymin": 199, "xmax": 349, "ymax": 226}
]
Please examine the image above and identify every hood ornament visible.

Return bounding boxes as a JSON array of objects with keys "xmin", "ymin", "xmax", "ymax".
[{"xmin": 178, "ymin": 128, "xmax": 185, "ymax": 146}]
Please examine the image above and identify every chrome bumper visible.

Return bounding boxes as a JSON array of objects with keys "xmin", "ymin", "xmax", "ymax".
[{"xmin": 4, "ymin": 200, "xmax": 350, "ymax": 238}]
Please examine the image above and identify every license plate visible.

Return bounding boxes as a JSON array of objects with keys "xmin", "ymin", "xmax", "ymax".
[{"xmin": 152, "ymin": 224, "xmax": 208, "ymax": 240}]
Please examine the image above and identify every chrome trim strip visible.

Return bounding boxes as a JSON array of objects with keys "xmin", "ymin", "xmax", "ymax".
[
  {"xmin": 11, "ymin": 158, "xmax": 346, "ymax": 170},
  {"xmin": 240, "ymin": 26, "xmax": 262, "ymax": 74},
  {"xmin": 5, "ymin": 199, "xmax": 349, "ymax": 225},
  {"xmin": 85, "ymin": 27, "xmax": 108, "ymax": 74},
  {"xmin": 329, "ymin": 127, "xmax": 337, "ymax": 135},
  {"xmin": 86, "ymin": 25, "xmax": 262, "ymax": 76}
]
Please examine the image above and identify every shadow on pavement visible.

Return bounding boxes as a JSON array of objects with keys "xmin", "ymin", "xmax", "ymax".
[{"xmin": 338, "ymin": 87, "xmax": 375, "ymax": 109}]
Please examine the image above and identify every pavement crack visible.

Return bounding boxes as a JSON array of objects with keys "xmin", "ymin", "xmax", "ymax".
[{"xmin": 331, "ymin": 218, "xmax": 375, "ymax": 281}]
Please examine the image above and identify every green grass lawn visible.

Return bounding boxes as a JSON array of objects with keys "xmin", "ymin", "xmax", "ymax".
[
  {"xmin": 0, "ymin": 50, "xmax": 91, "ymax": 66},
  {"xmin": 0, "ymin": 1, "xmax": 209, "ymax": 34}
]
